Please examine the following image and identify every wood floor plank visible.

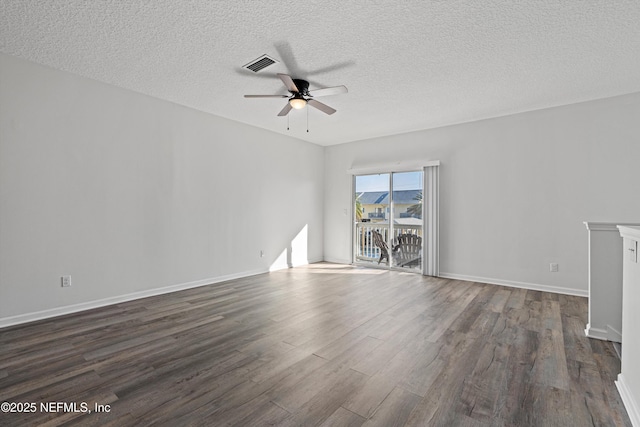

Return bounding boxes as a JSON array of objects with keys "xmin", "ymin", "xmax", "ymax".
[
  {"xmin": 312, "ymin": 313, "xmax": 395, "ymax": 361},
  {"xmin": 361, "ymin": 387, "xmax": 421, "ymax": 427},
  {"xmin": 562, "ymin": 313, "xmax": 595, "ymax": 364},
  {"xmin": 566, "ymin": 358, "xmax": 620, "ymax": 426},
  {"xmin": 486, "ymin": 288, "xmax": 511, "ymax": 313},
  {"xmin": 201, "ymin": 354, "xmax": 328, "ymax": 426},
  {"xmin": 403, "ymin": 332, "xmax": 488, "ymax": 426},
  {"xmin": 350, "ymin": 313, "xmax": 434, "ymax": 376},
  {"xmin": 229, "ymin": 401, "xmax": 291, "ymax": 427},
  {"xmin": 456, "ymin": 341, "xmax": 510, "ymax": 422},
  {"xmin": 278, "ymin": 368, "xmax": 369, "ymax": 427},
  {"xmin": 319, "ymin": 407, "xmax": 366, "ymax": 427},
  {"xmin": 272, "ymin": 336, "xmax": 381, "ymax": 412},
  {"xmin": 342, "ymin": 372, "xmax": 398, "ymax": 419},
  {"xmin": 504, "ymin": 287, "xmax": 527, "ymax": 309},
  {"xmin": 0, "ymin": 263, "xmax": 631, "ymax": 426},
  {"xmin": 497, "ymin": 327, "xmax": 540, "ymax": 426},
  {"xmin": 534, "ymin": 328, "xmax": 571, "ymax": 390},
  {"xmin": 396, "ymin": 343, "xmax": 444, "ymax": 397},
  {"xmin": 425, "ymin": 282, "xmax": 483, "ymax": 342}
]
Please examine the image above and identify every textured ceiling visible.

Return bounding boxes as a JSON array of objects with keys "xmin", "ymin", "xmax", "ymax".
[{"xmin": 2, "ymin": 1, "xmax": 640, "ymax": 146}]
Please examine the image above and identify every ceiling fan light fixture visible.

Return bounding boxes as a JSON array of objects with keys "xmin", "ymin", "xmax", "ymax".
[
  {"xmin": 244, "ymin": 73, "xmax": 345, "ymax": 116},
  {"xmin": 289, "ymin": 97, "xmax": 307, "ymax": 110}
]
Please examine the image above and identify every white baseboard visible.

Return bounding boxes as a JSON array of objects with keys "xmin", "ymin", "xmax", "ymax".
[
  {"xmin": 616, "ymin": 374, "xmax": 640, "ymax": 427},
  {"xmin": 438, "ymin": 272, "xmax": 588, "ymax": 297},
  {"xmin": 585, "ymin": 324, "xmax": 622, "ymax": 342},
  {"xmin": 0, "ymin": 267, "xmax": 269, "ymax": 329},
  {"xmin": 268, "ymin": 257, "xmax": 325, "ymax": 272},
  {"xmin": 607, "ymin": 325, "xmax": 623, "ymax": 343},
  {"xmin": 585, "ymin": 324, "xmax": 609, "ymax": 340},
  {"xmin": 322, "ymin": 257, "xmax": 352, "ymax": 265}
]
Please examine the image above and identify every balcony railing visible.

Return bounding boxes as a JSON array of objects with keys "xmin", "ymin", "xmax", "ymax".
[
  {"xmin": 355, "ymin": 222, "xmax": 422, "ymax": 265},
  {"xmin": 367, "ymin": 213, "xmax": 385, "ymax": 219},
  {"xmin": 399, "ymin": 212, "xmax": 421, "ymax": 218}
]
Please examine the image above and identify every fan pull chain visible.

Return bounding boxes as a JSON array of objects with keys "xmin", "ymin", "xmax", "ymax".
[
  {"xmin": 287, "ymin": 114, "xmax": 289, "ymax": 131},
  {"xmin": 307, "ymin": 107, "xmax": 309, "ymax": 133}
]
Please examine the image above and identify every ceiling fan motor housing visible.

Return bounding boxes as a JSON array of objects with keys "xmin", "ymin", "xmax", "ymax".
[{"xmin": 292, "ymin": 79, "xmax": 310, "ymax": 96}]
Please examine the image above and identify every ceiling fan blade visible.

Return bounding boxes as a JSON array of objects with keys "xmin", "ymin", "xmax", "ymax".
[
  {"xmin": 308, "ymin": 85, "xmax": 348, "ymax": 98},
  {"xmin": 244, "ymin": 95, "xmax": 288, "ymax": 98},
  {"xmin": 308, "ymin": 99, "xmax": 336, "ymax": 115},
  {"xmin": 278, "ymin": 74, "xmax": 299, "ymax": 93},
  {"xmin": 277, "ymin": 103, "xmax": 293, "ymax": 116}
]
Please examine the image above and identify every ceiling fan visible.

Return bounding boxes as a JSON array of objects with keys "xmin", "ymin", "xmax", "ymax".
[{"xmin": 244, "ymin": 74, "xmax": 347, "ymax": 116}]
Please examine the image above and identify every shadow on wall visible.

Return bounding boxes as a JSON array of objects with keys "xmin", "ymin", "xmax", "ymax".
[{"xmin": 270, "ymin": 225, "xmax": 309, "ymax": 271}]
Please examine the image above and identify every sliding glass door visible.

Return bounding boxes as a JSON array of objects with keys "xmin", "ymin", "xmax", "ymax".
[
  {"xmin": 391, "ymin": 171, "xmax": 423, "ymax": 271},
  {"xmin": 354, "ymin": 171, "xmax": 423, "ymax": 272},
  {"xmin": 354, "ymin": 173, "xmax": 390, "ymax": 267}
]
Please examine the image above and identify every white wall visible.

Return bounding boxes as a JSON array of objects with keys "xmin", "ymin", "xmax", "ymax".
[
  {"xmin": 324, "ymin": 92, "xmax": 640, "ymax": 295},
  {"xmin": 3, "ymin": 51, "xmax": 640, "ymax": 325},
  {"xmin": 0, "ymin": 54, "xmax": 324, "ymax": 324}
]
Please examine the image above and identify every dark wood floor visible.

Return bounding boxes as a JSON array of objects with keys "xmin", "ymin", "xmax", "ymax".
[{"xmin": 0, "ymin": 263, "xmax": 631, "ymax": 426}]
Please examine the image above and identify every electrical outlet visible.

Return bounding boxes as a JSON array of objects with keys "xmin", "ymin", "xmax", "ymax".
[
  {"xmin": 549, "ymin": 263, "xmax": 559, "ymax": 273},
  {"xmin": 61, "ymin": 275, "xmax": 72, "ymax": 287},
  {"xmin": 260, "ymin": 250, "xmax": 264, "ymax": 258}
]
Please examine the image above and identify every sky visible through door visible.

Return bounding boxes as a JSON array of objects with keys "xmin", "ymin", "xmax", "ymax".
[{"xmin": 355, "ymin": 172, "xmax": 422, "ymax": 192}]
